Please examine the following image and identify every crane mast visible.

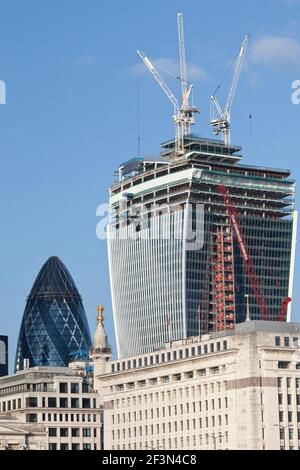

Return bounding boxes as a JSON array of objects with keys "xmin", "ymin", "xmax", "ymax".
[
  {"xmin": 137, "ymin": 13, "xmax": 198, "ymax": 158},
  {"xmin": 218, "ymin": 184, "xmax": 270, "ymax": 321},
  {"xmin": 210, "ymin": 34, "xmax": 250, "ymax": 145}
]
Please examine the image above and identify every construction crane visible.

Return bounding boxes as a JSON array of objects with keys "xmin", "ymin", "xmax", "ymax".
[
  {"xmin": 210, "ymin": 34, "xmax": 250, "ymax": 145},
  {"xmin": 137, "ymin": 13, "xmax": 198, "ymax": 157},
  {"xmin": 217, "ymin": 184, "xmax": 270, "ymax": 321},
  {"xmin": 278, "ymin": 297, "xmax": 292, "ymax": 322}
]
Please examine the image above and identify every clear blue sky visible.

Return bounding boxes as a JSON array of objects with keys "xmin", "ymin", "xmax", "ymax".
[{"xmin": 0, "ymin": 0, "xmax": 299, "ymax": 371}]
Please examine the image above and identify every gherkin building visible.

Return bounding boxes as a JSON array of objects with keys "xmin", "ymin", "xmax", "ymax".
[{"xmin": 15, "ymin": 256, "xmax": 92, "ymax": 372}]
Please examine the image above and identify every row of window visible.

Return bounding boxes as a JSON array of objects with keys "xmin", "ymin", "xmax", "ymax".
[
  {"xmin": 48, "ymin": 427, "xmax": 96, "ymax": 438},
  {"xmin": 0, "ymin": 381, "xmax": 90, "ymax": 398},
  {"xmin": 278, "ymin": 378, "xmax": 300, "ymax": 388},
  {"xmin": 112, "ymin": 415, "xmax": 228, "ymax": 441},
  {"xmin": 278, "ymin": 394, "xmax": 300, "ymax": 406},
  {"xmin": 0, "ymin": 396, "xmax": 96, "ymax": 412},
  {"xmin": 26, "ymin": 413, "xmax": 99, "ymax": 423},
  {"xmin": 114, "ymin": 367, "xmax": 223, "ymax": 393},
  {"xmin": 111, "ymin": 432, "xmax": 230, "ymax": 450},
  {"xmin": 113, "ymin": 383, "xmax": 228, "ymax": 409},
  {"xmin": 111, "ymin": 341, "xmax": 228, "ymax": 373},
  {"xmin": 112, "ymin": 399, "xmax": 228, "ymax": 424},
  {"xmin": 49, "ymin": 443, "xmax": 94, "ymax": 450},
  {"xmin": 112, "ymin": 414, "xmax": 229, "ymax": 440},
  {"xmin": 25, "ymin": 396, "xmax": 96, "ymax": 409},
  {"xmin": 275, "ymin": 337, "xmax": 299, "ymax": 348}
]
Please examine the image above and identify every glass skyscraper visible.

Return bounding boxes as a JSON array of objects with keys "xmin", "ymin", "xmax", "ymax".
[
  {"xmin": 108, "ymin": 135, "xmax": 297, "ymax": 358},
  {"xmin": 15, "ymin": 256, "xmax": 92, "ymax": 371}
]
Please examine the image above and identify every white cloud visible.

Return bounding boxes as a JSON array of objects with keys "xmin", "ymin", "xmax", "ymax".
[
  {"xmin": 60, "ymin": 54, "xmax": 96, "ymax": 65},
  {"xmin": 133, "ymin": 56, "xmax": 208, "ymax": 81},
  {"xmin": 250, "ymin": 35, "xmax": 300, "ymax": 68}
]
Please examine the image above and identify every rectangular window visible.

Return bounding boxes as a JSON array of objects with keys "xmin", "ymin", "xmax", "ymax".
[
  {"xmin": 82, "ymin": 398, "xmax": 90, "ymax": 409},
  {"xmin": 48, "ymin": 397, "xmax": 57, "ymax": 408},
  {"xmin": 26, "ymin": 397, "xmax": 38, "ymax": 408},
  {"xmin": 82, "ymin": 382, "xmax": 89, "ymax": 393},
  {"xmin": 48, "ymin": 428, "xmax": 57, "ymax": 437},
  {"xmin": 71, "ymin": 428, "xmax": 80, "ymax": 437},
  {"xmin": 223, "ymin": 341, "xmax": 228, "ymax": 350},
  {"xmin": 278, "ymin": 362, "xmax": 290, "ymax": 369},
  {"xmin": 284, "ymin": 337, "xmax": 290, "ymax": 347},
  {"xmin": 83, "ymin": 428, "xmax": 91, "ymax": 437},
  {"xmin": 71, "ymin": 383, "xmax": 79, "ymax": 394},
  {"xmin": 59, "ymin": 383, "xmax": 68, "ymax": 393},
  {"xmin": 60, "ymin": 398, "xmax": 68, "ymax": 408},
  {"xmin": 49, "ymin": 443, "xmax": 57, "ymax": 450},
  {"xmin": 60, "ymin": 428, "xmax": 68, "ymax": 437},
  {"xmin": 72, "ymin": 444, "xmax": 80, "ymax": 451},
  {"xmin": 26, "ymin": 414, "xmax": 37, "ymax": 423},
  {"xmin": 83, "ymin": 444, "xmax": 91, "ymax": 450},
  {"xmin": 71, "ymin": 398, "xmax": 80, "ymax": 408},
  {"xmin": 275, "ymin": 337, "xmax": 281, "ymax": 347},
  {"xmin": 60, "ymin": 444, "xmax": 68, "ymax": 451}
]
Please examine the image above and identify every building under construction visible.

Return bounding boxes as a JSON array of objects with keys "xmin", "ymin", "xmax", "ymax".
[{"xmin": 107, "ymin": 14, "xmax": 297, "ymax": 358}]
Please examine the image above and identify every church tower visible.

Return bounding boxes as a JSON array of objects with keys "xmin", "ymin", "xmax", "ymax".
[{"xmin": 90, "ymin": 305, "xmax": 112, "ymax": 393}]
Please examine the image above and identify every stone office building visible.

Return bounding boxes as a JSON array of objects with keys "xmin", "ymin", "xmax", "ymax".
[
  {"xmin": 96, "ymin": 321, "xmax": 300, "ymax": 451},
  {"xmin": 0, "ymin": 364, "xmax": 102, "ymax": 450}
]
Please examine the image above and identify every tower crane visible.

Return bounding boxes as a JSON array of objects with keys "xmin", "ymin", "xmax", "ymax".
[
  {"xmin": 137, "ymin": 13, "xmax": 198, "ymax": 157},
  {"xmin": 210, "ymin": 34, "xmax": 250, "ymax": 145},
  {"xmin": 218, "ymin": 184, "xmax": 270, "ymax": 321}
]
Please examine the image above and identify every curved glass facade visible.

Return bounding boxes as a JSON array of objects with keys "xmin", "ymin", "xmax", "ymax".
[{"xmin": 15, "ymin": 257, "xmax": 92, "ymax": 371}]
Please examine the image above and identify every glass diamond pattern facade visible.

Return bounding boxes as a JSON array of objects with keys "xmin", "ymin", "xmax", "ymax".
[{"xmin": 15, "ymin": 257, "xmax": 92, "ymax": 371}]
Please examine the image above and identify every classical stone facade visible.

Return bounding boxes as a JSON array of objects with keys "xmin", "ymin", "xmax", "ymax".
[
  {"xmin": 0, "ymin": 414, "xmax": 46, "ymax": 450},
  {"xmin": 95, "ymin": 321, "xmax": 300, "ymax": 451},
  {"xmin": 0, "ymin": 365, "xmax": 102, "ymax": 450}
]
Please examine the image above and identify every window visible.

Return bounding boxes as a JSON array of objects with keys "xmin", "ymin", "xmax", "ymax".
[
  {"xmin": 278, "ymin": 362, "xmax": 290, "ymax": 369},
  {"xmin": 71, "ymin": 398, "xmax": 80, "ymax": 408},
  {"xmin": 60, "ymin": 444, "xmax": 68, "ymax": 450},
  {"xmin": 48, "ymin": 428, "xmax": 57, "ymax": 437},
  {"xmin": 275, "ymin": 337, "xmax": 281, "ymax": 346},
  {"xmin": 223, "ymin": 341, "xmax": 228, "ymax": 350},
  {"xmin": 72, "ymin": 444, "xmax": 80, "ymax": 450},
  {"xmin": 59, "ymin": 383, "xmax": 68, "ymax": 393},
  {"xmin": 60, "ymin": 398, "xmax": 68, "ymax": 408},
  {"xmin": 284, "ymin": 337, "xmax": 290, "ymax": 347},
  {"xmin": 71, "ymin": 428, "xmax": 80, "ymax": 437},
  {"xmin": 83, "ymin": 444, "xmax": 91, "ymax": 450},
  {"xmin": 60, "ymin": 428, "xmax": 68, "ymax": 437},
  {"xmin": 48, "ymin": 397, "xmax": 57, "ymax": 408},
  {"xmin": 82, "ymin": 382, "xmax": 89, "ymax": 393},
  {"xmin": 26, "ymin": 397, "xmax": 38, "ymax": 408},
  {"xmin": 26, "ymin": 414, "xmax": 37, "ymax": 423},
  {"xmin": 71, "ymin": 383, "xmax": 79, "ymax": 394},
  {"xmin": 83, "ymin": 428, "xmax": 91, "ymax": 437},
  {"xmin": 82, "ymin": 398, "xmax": 90, "ymax": 409},
  {"xmin": 49, "ymin": 443, "xmax": 57, "ymax": 450}
]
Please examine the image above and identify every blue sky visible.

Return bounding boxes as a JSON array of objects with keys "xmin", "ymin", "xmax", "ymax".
[{"xmin": 0, "ymin": 0, "xmax": 299, "ymax": 371}]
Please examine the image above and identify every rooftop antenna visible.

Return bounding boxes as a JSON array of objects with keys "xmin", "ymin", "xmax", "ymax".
[
  {"xmin": 137, "ymin": 13, "xmax": 198, "ymax": 157},
  {"xmin": 210, "ymin": 34, "xmax": 250, "ymax": 145}
]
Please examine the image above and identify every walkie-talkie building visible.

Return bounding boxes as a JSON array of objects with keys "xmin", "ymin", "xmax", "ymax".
[
  {"xmin": 15, "ymin": 256, "xmax": 92, "ymax": 371},
  {"xmin": 108, "ymin": 135, "xmax": 297, "ymax": 358}
]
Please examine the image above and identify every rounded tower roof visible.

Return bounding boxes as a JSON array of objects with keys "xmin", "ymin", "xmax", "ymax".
[{"xmin": 15, "ymin": 256, "xmax": 92, "ymax": 372}]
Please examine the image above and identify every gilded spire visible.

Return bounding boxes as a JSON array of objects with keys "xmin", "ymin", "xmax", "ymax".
[{"xmin": 97, "ymin": 305, "xmax": 104, "ymax": 325}]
